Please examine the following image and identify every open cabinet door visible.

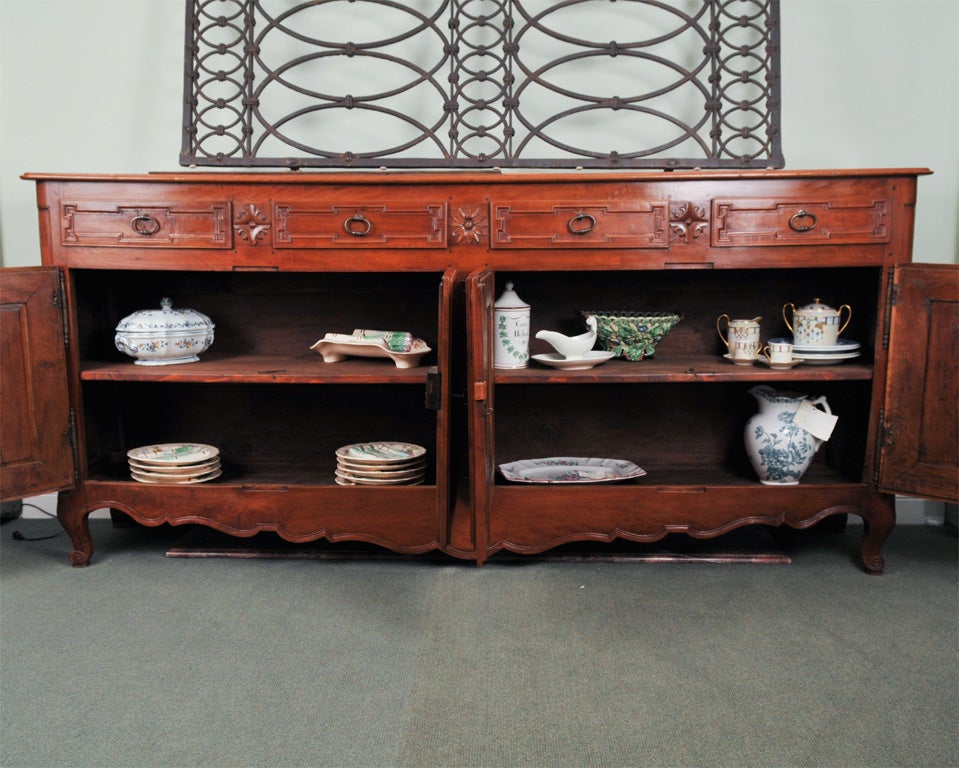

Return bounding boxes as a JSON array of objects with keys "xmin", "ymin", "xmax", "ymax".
[
  {"xmin": 466, "ymin": 267, "xmax": 495, "ymax": 561},
  {"xmin": 0, "ymin": 267, "xmax": 75, "ymax": 502},
  {"xmin": 434, "ymin": 267, "xmax": 457, "ymax": 545},
  {"xmin": 879, "ymin": 263, "xmax": 958, "ymax": 502}
]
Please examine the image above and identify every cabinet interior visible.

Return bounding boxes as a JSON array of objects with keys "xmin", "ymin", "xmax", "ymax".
[
  {"xmin": 487, "ymin": 266, "xmax": 881, "ymax": 487},
  {"xmin": 73, "ymin": 270, "xmax": 445, "ymax": 486},
  {"xmin": 73, "ymin": 270, "xmax": 443, "ymax": 364},
  {"xmin": 497, "ymin": 267, "xmax": 881, "ymax": 360}
]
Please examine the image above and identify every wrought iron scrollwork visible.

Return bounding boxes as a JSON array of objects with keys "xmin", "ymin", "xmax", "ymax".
[{"xmin": 181, "ymin": 0, "xmax": 782, "ymax": 169}]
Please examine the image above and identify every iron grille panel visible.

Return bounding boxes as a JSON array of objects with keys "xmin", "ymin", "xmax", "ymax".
[{"xmin": 181, "ymin": 0, "xmax": 782, "ymax": 169}]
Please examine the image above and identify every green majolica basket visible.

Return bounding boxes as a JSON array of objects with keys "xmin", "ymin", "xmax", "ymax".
[{"xmin": 576, "ymin": 310, "xmax": 681, "ymax": 361}]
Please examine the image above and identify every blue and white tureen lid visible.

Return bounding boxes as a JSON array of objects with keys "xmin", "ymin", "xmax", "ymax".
[{"xmin": 115, "ymin": 297, "xmax": 214, "ymax": 333}]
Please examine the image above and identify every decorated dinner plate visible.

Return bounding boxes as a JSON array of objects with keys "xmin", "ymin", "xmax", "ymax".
[
  {"xmin": 498, "ymin": 457, "xmax": 647, "ymax": 484},
  {"xmin": 335, "ymin": 464, "xmax": 426, "ymax": 480},
  {"xmin": 131, "ymin": 468, "xmax": 222, "ymax": 484},
  {"xmin": 335, "ymin": 474, "xmax": 424, "ymax": 486},
  {"xmin": 127, "ymin": 443, "xmax": 220, "ymax": 466},
  {"xmin": 335, "ymin": 442, "xmax": 427, "ymax": 464},
  {"xmin": 128, "ymin": 459, "xmax": 221, "ymax": 478},
  {"xmin": 335, "ymin": 456, "xmax": 426, "ymax": 472}
]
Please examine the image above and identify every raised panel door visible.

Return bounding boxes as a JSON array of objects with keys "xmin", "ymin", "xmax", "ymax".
[
  {"xmin": 0, "ymin": 268, "xmax": 75, "ymax": 501},
  {"xmin": 880, "ymin": 263, "xmax": 959, "ymax": 502}
]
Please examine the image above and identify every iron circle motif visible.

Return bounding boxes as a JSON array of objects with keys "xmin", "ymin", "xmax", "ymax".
[
  {"xmin": 344, "ymin": 213, "xmax": 373, "ymax": 237},
  {"xmin": 131, "ymin": 215, "xmax": 160, "ymax": 236},
  {"xmin": 788, "ymin": 210, "xmax": 818, "ymax": 233},
  {"xmin": 567, "ymin": 212, "xmax": 596, "ymax": 235}
]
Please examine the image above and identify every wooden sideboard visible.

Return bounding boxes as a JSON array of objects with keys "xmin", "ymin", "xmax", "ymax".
[{"xmin": 2, "ymin": 169, "xmax": 956, "ymax": 571}]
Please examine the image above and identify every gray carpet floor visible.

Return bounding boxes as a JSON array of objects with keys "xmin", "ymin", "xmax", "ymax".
[{"xmin": 1, "ymin": 519, "xmax": 956, "ymax": 768}]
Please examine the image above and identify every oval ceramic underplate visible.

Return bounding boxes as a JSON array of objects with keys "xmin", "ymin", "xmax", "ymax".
[
  {"xmin": 498, "ymin": 457, "xmax": 647, "ymax": 484},
  {"xmin": 126, "ymin": 443, "xmax": 220, "ymax": 466},
  {"xmin": 335, "ymin": 442, "xmax": 427, "ymax": 464},
  {"xmin": 531, "ymin": 351, "xmax": 616, "ymax": 370}
]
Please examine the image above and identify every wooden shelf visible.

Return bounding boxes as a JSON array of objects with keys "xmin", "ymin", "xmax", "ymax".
[
  {"xmin": 495, "ymin": 355, "xmax": 873, "ymax": 384},
  {"xmin": 80, "ymin": 353, "xmax": 435, "ymax": 384}
]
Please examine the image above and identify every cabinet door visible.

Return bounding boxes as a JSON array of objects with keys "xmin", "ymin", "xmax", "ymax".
[
  {"xmin": 0, "ymin": 268, "xmax": 75, "ymax": 501},
  {"xmin": 879, "ymin": 263, "xmax": 958, "ymax": 502},
  {"xmin": 466, "ymin": 267, "xmax": 495, "ymax": 556}
]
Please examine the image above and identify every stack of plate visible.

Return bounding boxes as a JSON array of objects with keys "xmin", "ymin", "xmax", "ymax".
[
  {"xmin": 790, "ymin": 338, "xmax": 861, "ymax": 365},
  {"xmin": 127, "ymin": 443, "xmax": 221, "ymax": 484},
  {"xmin": 334, "ymin": 442, "xmax": 427, "ymax": 486}
]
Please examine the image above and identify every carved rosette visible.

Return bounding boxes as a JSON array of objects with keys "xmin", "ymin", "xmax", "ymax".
[
  {"xmin": 234, "ymin": 204, "xmax": 271, "ymax": 245},
  {"xmin": 670, "ymin": 202, "xmax": 709, "ymax": 244},
  {"xmin": 451, "ymin": 206, "xmax": 487, "ymax": 245}
]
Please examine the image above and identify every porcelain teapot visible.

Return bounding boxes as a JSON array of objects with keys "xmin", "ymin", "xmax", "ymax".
[{"xmin": 783, "ymin": 298, "xmax": 851, "ymax": 346}]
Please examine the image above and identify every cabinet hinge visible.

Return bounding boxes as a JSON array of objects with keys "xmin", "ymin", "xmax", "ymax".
[
  {"xmin": 424, "ymin": 368, "xmax": 441, "ymax": 410},
  {"xmin": 873, "ymin": 405, "xmax": 889, "ymax": 487},
  {"xmin": 66, "ymin": 408, "xmax": 80, "ymax": 484},
  {"xmin": 882, "ymin": 265, "xmax": 897, "ymax": 349},
  {"xmin": 55, "ymin": 269, "xmax": 70, "ymax": 349}
]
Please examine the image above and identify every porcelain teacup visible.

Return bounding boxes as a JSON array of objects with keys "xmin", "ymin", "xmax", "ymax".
[
  {"xmin": 763, "ymin": 339, "xmax": 793, "ymax": 363},
  {"xmin": 731, "ymin": 338, "xmax": 762, "ymax": 362}
]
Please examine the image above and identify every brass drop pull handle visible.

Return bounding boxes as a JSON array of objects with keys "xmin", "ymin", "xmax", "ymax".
[
  {"xmin": 567, "ymin": 212, "xmax": 596, "ymax": 235},
  {"xmin": 344, "ymin": 213, "xmax": 372, "ymax": 237},
  {"xmin": 788, "ymin": 209, "xmax": 818, "ymax": 232},
  {"xmin": 131, "ymin": 214, "xmax": 160, "ymax": 236}
]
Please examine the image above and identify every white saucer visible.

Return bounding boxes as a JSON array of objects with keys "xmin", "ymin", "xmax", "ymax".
[
  {"xmin": 531, "ymin": 351, "xmax": 615, "ymax": 370},
  {"xmin": 757, "ymin": 357, "xmax": 805, "ymax": 370},
  {"xmin": 797, "ymin": 351, "xmax": 862, "ymax": 365},
  {"xmin": 722, "ymin": 353, "xmax": 759, "ymax": 366}
]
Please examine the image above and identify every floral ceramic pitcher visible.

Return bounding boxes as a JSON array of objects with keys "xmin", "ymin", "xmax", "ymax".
[{"xmin": 744, "ymin": 385, "xmax": 832, "ymax": 485}]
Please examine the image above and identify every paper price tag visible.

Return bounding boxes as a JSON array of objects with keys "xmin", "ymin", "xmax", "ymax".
[{"xmin": 794, "ymin": 399, "xmax": 838, "ymax": 442}]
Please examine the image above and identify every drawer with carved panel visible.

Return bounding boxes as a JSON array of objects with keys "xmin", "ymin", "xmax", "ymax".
[
  {"xmin": 60, "ymin": 200, "xmax": 232, "ymax": 248},
  {"xmin": 271, "ymin": 198, "xmax": 447, "ymax": 249},
  {"xmin": 711, "ymin": 196, "xmax": 890, "ymax": 247},
  {"xmin": 490, "ymin": 193, "xmax": 670, "ymax": 250}
]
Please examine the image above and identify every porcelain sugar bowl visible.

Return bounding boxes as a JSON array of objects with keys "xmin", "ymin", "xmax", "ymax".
[
  {"xmin": 783, "ymin": 298, "xmax": 851, "ymax": 347},
  {"xmin": 115, "ymin": 298, "xmax": 215, "ymax": 365}
]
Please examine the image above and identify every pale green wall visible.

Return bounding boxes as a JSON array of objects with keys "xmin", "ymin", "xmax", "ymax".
[{"xmin": 1, "ymin": 0, "xmax": 957, "ymax": 267}]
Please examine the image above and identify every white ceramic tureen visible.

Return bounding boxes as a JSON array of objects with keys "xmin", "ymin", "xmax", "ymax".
[{"xmin": 115, "ymin": 298, "xmax": 215, "ymax": 365}]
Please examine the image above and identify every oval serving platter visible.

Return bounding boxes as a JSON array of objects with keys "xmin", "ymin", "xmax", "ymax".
[{"xmin": 498, "ymin": 457, "xmax": 647, "ymax": 484}]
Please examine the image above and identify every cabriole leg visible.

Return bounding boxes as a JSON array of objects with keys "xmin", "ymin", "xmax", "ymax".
[
  {"xmin": 57, "ymin": 489, "xmax": 95, "ymax": 567},
  {"xmin": 858, "ymin": 492, "xmax": 896, "ymax": 575}
]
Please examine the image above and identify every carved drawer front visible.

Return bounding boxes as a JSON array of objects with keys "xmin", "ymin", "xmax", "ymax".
[
  {"xmin": 61, "ymin": 201, "xmax": 231, "ymax": 248},
  {"xmin": 273, "ymin": 201, "xmax": 447, "ymax": 248},
  {"xmin": 712, "ymin": 197, "xmax": 890, "ymax": 246},
  {"xmin": 491, "ymin": 199, "xmax": 670, "ymax": 249}
]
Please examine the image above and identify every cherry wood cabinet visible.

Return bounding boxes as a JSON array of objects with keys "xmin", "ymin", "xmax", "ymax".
[{"xmin": 2, "ymin": 169, "xmax": 955, "ymax": 571}]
